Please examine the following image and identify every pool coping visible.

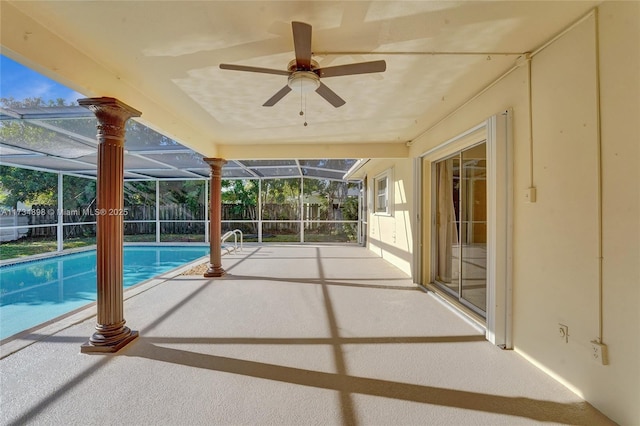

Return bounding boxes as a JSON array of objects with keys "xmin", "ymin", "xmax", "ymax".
[
  {"xmin": 0, "ymin": 245, "xmax": 97, "ymax": 267},
  {"xmin": 0, "ymin": 253, "xmax": 212, "ymax": 359}
]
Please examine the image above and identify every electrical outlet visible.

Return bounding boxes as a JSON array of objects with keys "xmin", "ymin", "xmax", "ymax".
[
  {"xmin": 559, "ymin": 324, "xmax": 569, "ymax": 343},
  {"xmin": 590, "ymin": 340, "xmax": 609, "ymax": 365}
]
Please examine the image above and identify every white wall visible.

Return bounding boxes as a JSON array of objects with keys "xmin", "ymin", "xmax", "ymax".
[
  {"xmin": 363, "ymin": 3, "xmax": 638, "ymax": 423},
  {"xmin": 594, "ymin": 1, "xmax": 640, "ymax": 419}
]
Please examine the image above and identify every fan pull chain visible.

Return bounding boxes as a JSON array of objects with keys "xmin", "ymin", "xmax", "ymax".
[
  {"xmin": 299, "ymin": 81, "xmax": 304, "ymax": 117},
  {"xmin": 304, "ymin": 94, "xmax": 308, "ymax": 127},
  {"xmin": 296, "ymin": 80, "xmax": 308, "ymax": 126}
]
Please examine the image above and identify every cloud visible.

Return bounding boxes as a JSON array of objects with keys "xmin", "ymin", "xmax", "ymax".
[{"xmin": 21, "ymin": 80, "xmax": 55, "ymax": 99}]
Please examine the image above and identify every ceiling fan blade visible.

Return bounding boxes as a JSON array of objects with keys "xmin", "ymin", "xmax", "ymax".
[
  {"xmin": 263, "ymin": 85, "xmax": 292, "ymax": 107},
  {"xmin": 220, "ymin": 64, "xmax": 290, "ymax": 76},
  {"xmin": 292, "ymin": 21, "xmax": 312, "ymax": 70},
  {"xmin": 316, "ymin": 60, "xmax": 387, "ymax": 78},
  {"xmin": 315, "ymin": 83, "xmax": 345, "ymax": 108}
]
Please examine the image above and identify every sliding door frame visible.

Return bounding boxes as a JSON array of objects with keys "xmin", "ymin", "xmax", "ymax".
[
  {"xmin": 432, "ymin": 142, "xmax": 488, "ymax": 317},
  {"xmin": 419, "ymin": 110, "xmax": 513, "ymax": 348}
]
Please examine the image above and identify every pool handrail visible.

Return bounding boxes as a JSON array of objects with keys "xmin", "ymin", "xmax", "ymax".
[{"xmin": 221, "ymin": 229, "xmax": 243, "ymax": 253}]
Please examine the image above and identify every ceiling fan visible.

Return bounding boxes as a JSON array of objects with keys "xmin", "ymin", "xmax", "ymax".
[{"xmin": 219, "ymin": 21, "xmax": 386, "ymax": 108}]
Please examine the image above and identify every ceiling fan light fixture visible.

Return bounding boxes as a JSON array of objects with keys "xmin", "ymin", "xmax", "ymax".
[{"xmin": 288, "ymin": 71, "xmax": 320, "ymax": 93}]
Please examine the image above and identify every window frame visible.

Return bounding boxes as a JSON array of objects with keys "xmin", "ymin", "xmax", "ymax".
[{"xmin": 373, "ymin": 168, "xmax": 393, "ymax": 216}]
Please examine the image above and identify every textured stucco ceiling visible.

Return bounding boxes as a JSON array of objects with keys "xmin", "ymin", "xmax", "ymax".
[{"xmin": 1, "ymin": 1, "xmax": 599, "ymax": 159}]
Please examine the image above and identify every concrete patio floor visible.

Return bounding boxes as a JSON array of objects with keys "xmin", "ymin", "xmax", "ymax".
[{"xmin": 0, "ymin": 245, "xmax": 613, "ymax": 425}]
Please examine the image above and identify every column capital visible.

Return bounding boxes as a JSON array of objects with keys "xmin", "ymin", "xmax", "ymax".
[
  {"xmin": 203, "ymin": 158, "xmax": 227, "ymax": 178},
  {"xmin": 203, "ymin": 157, "xmax": 228, "ymax": 167},
  {"xmin": 78, "ymin": 97, "xmax": 141, "ymax": 142}
]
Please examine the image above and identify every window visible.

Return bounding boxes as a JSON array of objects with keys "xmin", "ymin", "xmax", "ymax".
[{"xmin": 374, "ymin": 169, "xmax": 392, "ymax": 215}]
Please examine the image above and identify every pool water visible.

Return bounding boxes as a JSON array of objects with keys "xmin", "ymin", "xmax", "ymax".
[{"xmin": 0, "ymin": 246, "xmax": 209, "ymax": 340}]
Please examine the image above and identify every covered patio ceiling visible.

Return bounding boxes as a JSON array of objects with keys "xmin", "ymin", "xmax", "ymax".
[
  {"xmin": 0, "ymin": 105, "xmax": 357, "ymax": 181},
  {"xmin": 0, "ymin": 1, "xmax": 599, "ymax": 159}
]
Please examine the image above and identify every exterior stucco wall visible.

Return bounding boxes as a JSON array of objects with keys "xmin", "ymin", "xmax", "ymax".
[
  {"xmin": 365, "ymin": 159, "xmax": 414, "ymax": 276},
  {"xmin": 362, "ymin": 3, "xmax": 638, "ymax": 424}
]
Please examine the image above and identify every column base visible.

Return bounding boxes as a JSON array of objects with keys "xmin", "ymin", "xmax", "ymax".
[
  {"xmin": 204, "ymin": 264, "xmax": 226, "ymax": 277},
  {"xmin": 81, "ymin": 324, "xmax": 139, "ymax": 354}
]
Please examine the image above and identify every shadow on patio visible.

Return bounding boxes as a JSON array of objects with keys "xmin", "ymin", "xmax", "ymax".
[{"xmin": 0, "ymin": 245, "xmax": 613, "ymax": 425}]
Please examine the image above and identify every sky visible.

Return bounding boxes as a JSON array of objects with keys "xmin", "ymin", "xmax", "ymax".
[{"xmin": 0, "ymin": 54, "xmax": 83, "ymax": 104}]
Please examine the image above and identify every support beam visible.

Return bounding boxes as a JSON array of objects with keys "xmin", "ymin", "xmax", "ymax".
[
  {"xmin": 79, "ymin": 97, "xmax": 141, "ymax": 354},
  {"xmin": 204, "ymin": 158, "xmax": 227, "ymax": 277}
]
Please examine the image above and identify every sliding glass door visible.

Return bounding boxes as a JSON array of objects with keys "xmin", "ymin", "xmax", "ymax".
[{"xmin": 434, "ymin": 142, "xmax": 487, "ymax": 316}]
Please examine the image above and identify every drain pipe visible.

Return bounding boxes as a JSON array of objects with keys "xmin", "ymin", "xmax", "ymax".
[{"xmin": 593, "ymin": 7, "xmax": 605, "ymax": 346}]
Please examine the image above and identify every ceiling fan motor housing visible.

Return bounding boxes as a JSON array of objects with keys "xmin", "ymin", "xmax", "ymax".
[
  {"xmin": 287, "ymin": 58, "xmax": 319, "ymax": 72},
  {"xmin": 287, "ymin": 59, "xmax": 321, "ymax": 93},
  {"xmin": 288, "ymin": 71, "xmax": 320, "ymax": 93}
]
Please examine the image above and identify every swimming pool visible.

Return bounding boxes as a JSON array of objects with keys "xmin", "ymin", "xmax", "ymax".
[{"xmin": 0, "ymin": 246, "xmax": 209, "ymax": 340}]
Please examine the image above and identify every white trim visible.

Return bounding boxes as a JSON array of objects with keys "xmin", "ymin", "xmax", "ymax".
[
  {"xmin": 343, "ymin": 158, "xmax": 369, "ymax": 180},
  {"xmin": 300, "ymin": 177, "xmax": 305, "ymax": 243},
  {"xmin": 420, "ymin": 110, "xmax": 513, "ymax": 348},
  {"xmin": 373, "ymin": 168, "xmax": 393, "ymax": 216},
  {"xmin": 155, "ymin": 180, "xmax": 161, "ymax": 243},
  {"xmin": 56, "ymin": 173, "xmax": 64, "ymax": 252},
  {"xmin": 412, "ymin": 157, "xmax": 422, "ymax": 282},
  {"xmin": 419, "ymin": 121, "xmax": 487, "ymax": 158},
  {"xmin": 204, "ymin": 179, "xmax": 209, "ymax": 243},
  {"xmin": 372, "ymin": 168, "xmax": 395, "ymax": 216},
  {"xmin": 485, "ymin": 110, "xmax": 514, "ymax": 348},
  {"xmin": 429, "ymin": 161, "xmax": 438, "ymax": 284}
]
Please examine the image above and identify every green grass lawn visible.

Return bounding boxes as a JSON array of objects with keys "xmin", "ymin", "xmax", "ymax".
[
  {"xmin": 1, "ymin": 234, "xmax": 175, "ymax": 260},
  {"xmin": 1, "ymin": 233, "xmax": 355, "ymax": 261},
  {"xmin": 0, "ymin": 236, "xmax": 102, "ymax": 260}
]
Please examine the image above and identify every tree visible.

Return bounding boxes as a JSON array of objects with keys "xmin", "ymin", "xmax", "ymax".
[
  {"xmin": 63, "ymin": 175, "xmax": 96, "ymax": 211},
  {"xmin": 262, "ymin": 178, "xmax": 300, "ymax": 204},
  {"xmin": 222, "ymin": 179, "xmax": 258, "ymax": 220},
  {"xmin": 1, "ymin": 96, "xmax": 72, "ymax": 108},
  {"xmin": 1, "ymin": 97, "xmax": 82, "ymax": 207},
  {"xmin": 160, "ymin": 180, "xmax": 205, "ymax": 218},
  {"xmin": 0, "ymin": 166, "xmax": 57, "ymax": 207},
  {"xmin": 124, "ymin": 181, "xmax": 156, "ymax": 206},
  {"xmin": 261, "ymin": 178, "xmax": 300, "ymax": 220}
]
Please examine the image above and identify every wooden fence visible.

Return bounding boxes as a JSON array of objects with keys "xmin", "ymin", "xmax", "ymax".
[{"xmin": 17, "ymin": 203, "xmax": 333, "ymax": 239}]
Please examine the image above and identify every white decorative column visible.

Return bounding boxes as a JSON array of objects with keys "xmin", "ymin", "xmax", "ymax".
[
  {"xmin": 79, "ymin": 97, "xmax": 141, "ymax": 353},
  {"xmin": 204, "ymin": 158, "xmax": 227, "ymax": 277}
]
